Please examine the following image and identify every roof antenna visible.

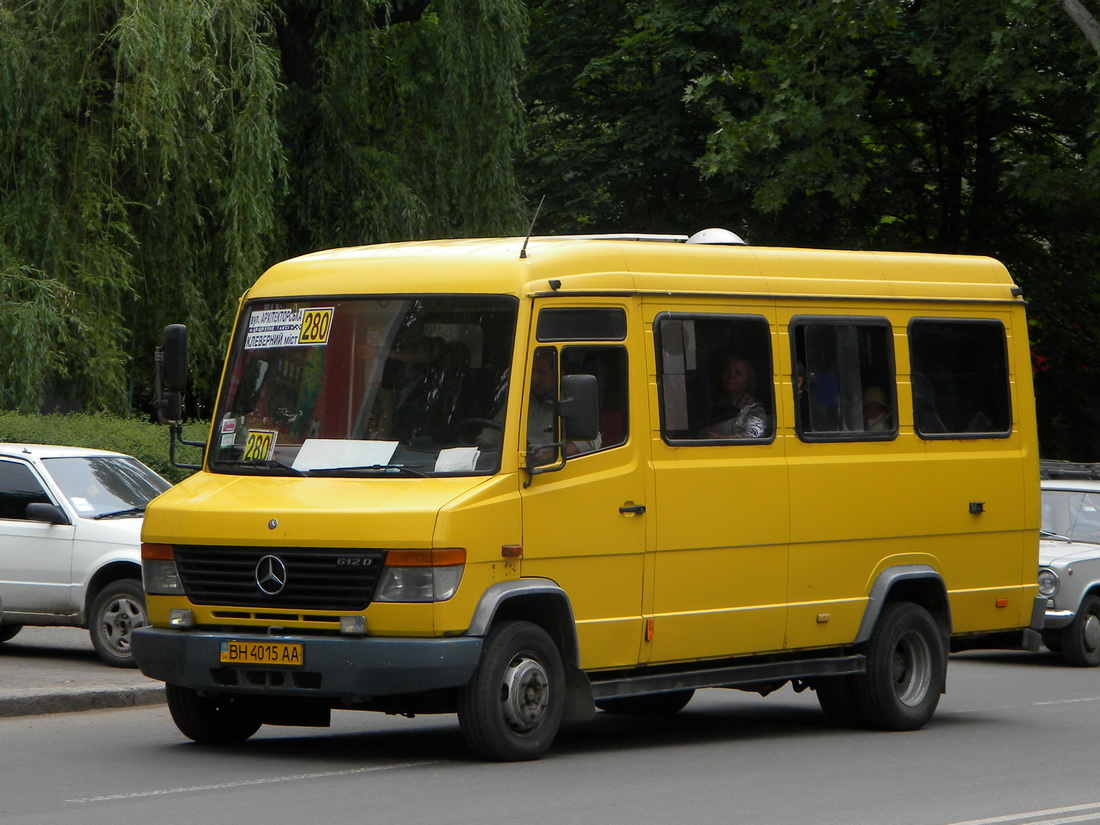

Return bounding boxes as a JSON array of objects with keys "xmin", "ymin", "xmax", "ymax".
[{"xmin": 520, "ymin": 195, "xmax": 546, "ymax": 259}]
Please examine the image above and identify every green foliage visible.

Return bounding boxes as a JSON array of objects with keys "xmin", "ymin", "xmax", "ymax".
[
  {"xmin": 278, "ymin": 0, "xmax": 526, "ymax": 254},
  {"xmin": 0, "ymin": 412, "xmax": 206, "ymax": 483},
  {"xmin": 521, "ymin": 1, "xmax": 741, "ymax": 233}
]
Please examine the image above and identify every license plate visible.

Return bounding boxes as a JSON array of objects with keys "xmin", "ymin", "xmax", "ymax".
[{"xmin": 219, "ymin": 640, "xmax": 303, "ymax": 667}]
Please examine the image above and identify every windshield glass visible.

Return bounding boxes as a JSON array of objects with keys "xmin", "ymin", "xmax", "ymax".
[
  {"xmin": 43, "ymin": 456, "xmax": 172, "ymax": 518},
  {"xmin": 1041, "ymin": 489, "xmax": 1100, "ymax": 544},
  {"xmin": 211, "ymin": 296, "xmax": 517, "ymax": 477}
]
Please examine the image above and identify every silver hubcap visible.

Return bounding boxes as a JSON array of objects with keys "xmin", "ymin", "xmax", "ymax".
[
  {"xmin": 100, "ymin": 596, "xmax": 145, "ymax": 654},
  {"xmin": 500, "ymin": 654, "xmax": 550, "ymax": 732},
  {"xmin": 1083, "ymin": 613, "xmax": 1100, "ymax": 653},
  {"xmin": 892, "ymin": 629, "xmax": 932, "ymax": 707}
]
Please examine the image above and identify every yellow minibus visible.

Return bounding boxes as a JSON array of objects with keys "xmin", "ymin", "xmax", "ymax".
[{"xmin": 134, "ymin": 230, "xmax": 1042, "ymax": 760}]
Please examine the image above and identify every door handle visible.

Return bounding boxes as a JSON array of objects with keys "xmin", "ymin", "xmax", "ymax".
[{"xmin": 618, "ymin": 504, "xmax": 646, "ymax": 515}]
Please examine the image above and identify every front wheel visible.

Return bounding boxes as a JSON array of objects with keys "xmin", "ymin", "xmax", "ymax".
[
  {"xmin": 457, "ymin": 621, "xmax": 565, "ymax": 762},
  {"xmin": 1060, "ymin": 594, "xmax": 1100, "ymax": 667},
  {"xmin": 855, "ymin": 601, "xmax": 945, "ymax": 730},
  {"xmin": 89, "ymin": 579, "xmax": 147, "ymax": 667},
  {"xmin": 166, "ymin": 684, "xmax": 263, "ymax": 743}
]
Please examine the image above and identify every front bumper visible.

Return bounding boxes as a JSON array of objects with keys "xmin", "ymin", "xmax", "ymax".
[
  {"xmin": 131, "ymin": 626, "xmax": 482, "ymax": 699},
  {"xmin": 1043, "ymin": 607, "xmax": 1076, "ymax": 630}
]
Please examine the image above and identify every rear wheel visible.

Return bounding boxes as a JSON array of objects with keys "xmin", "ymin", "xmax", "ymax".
[
  {"xmin": 0, "ymin": 624, "xmax": 23, "ymax": 643},
  {"xmin": 856, "ymin": 601, "xmax": 945, "ymax": 730},
  {"xmin": 1060, "ymin": 594, "xmax": 1100, "ymax": 667},
  {"xmin": 457, "ymin": 621, "xmax": 564, "ymax": 762},
  {"xmin": 816, "ymin": 601, "xmax": 945, "ymax": 731},
  {"xmin": 166, "ymin": 684, "xmax": 263, "ymax": 743},
  {"xmin": 596, "ymin": 690, "xmax": 695, "ymax": 716},
  {"xmin": 89, "ymin": 579, "xmax": 146, "ymax": 667}
]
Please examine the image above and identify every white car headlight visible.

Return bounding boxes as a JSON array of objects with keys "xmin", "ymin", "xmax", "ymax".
[
  {"xmin": 373, "ymin": 548, "xmax": 465, "ymax": 603},
  {"xmin": 141, "ymin": 543, "xmax": 183, "ymax": 595},
  {"xmin": 1037, "ymin": 568, "xmax": 1059, "ymax": 598}
]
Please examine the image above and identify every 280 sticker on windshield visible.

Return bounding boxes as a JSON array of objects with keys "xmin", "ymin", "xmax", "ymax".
[
  {"xmin": 297, "ymin": 308, "xmax": 333, "ymax": 344},
  {"xmin": 243, "ymin": 429, "xmax": 277, "ymax": 461}
]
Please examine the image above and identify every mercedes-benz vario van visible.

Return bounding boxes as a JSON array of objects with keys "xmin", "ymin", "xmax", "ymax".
[{"xmin": 133, "ymin": 231, "xmax": 1042, "ymax": 761}]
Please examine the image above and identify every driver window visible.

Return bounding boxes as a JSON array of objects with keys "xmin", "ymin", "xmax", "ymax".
[
  {"xmin": 0, "ymin": 461, "xmax": 51, "ymax": 521},
  {"xmin": 525, "ymin": 345, "xmax": 629, "ymax": 465}
]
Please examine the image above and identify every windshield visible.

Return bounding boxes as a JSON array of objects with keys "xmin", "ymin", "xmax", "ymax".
[
  {"xmin": 43, "ymin": 456, "xmax": 172, "ymax": 518},
  {"xmin": 211, "ymin": 296, "xmax": 517, "ymax": 477},
  {"xmin": 1041, "ymin": 489, "xmax": 1100, "ymax": 544}
]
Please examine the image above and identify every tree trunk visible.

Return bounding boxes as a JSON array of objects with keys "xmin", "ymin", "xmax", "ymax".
[{"xmin": 1060, "ymin": 0, "xmax": 1100, "ymax": 54}]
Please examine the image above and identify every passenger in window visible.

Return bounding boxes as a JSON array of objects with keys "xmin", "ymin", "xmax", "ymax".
[
  {"xmin": 862, "ymin": 386, "xmax": 890, "ymax": 431},
  {"xmin": 698, "ymin": 354, "xmax": 768, "ymax": 439}
]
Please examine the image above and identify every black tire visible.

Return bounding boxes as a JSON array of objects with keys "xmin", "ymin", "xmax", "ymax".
[
  {"xmin": 0, "ymin": 624, "xmax": 24, "ymax": 643},
  {"xmin": 88, "ymin": 579, "xmax": 146, "ymax": 668},
  {"xmin": 1060, "ymin": 594, "xmax": 1100, "ymax": 667},
  {"xmin": 595, "ymin": 690, "xmax": 695, "ymax": 716},
  {"xmin": 1042, "ymin": 631, "xmax": 1063, "ymax": 654},
  {"xmin": 457, "ymin": 621, "xmax": 565, "ymax": 762},
  {"xmin": 815, "ymin": 675, "xmax": 867, "ymax": 728},
  {"xmin": 166, "ymin": 684, "xmax": 263, "ymax": 744},
  {"xmin": 854, "ymin": 601, "xmax": 945, "ymax": 730}
]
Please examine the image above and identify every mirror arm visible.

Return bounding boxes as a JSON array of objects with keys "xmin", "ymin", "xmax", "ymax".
[
  {"xmin": 522, "ymin": 440, "xmax": 569, "ymax": 488},
  {"xmin": 169, "ymin": 421, "xmax": 204, "ymax": 471}
]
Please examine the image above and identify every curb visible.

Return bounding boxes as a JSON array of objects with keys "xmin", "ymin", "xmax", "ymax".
[{"xmin": 0, "ymin": 684, "xmax": 166, "ymax": 718}]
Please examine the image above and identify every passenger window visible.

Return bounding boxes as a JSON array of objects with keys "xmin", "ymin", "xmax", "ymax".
[
  {"xmin": 0, "ymin": 461, "xmax": 51, "ymax": 521},
  {"xmin": 656, "ymin": 314, "xmax": 774, "ymax": 443},
  {"xmin": 791, "ymin": 318, "xmax": 896, "ymax": 441},
  {"xmin": 909, "ymin": 319, "xmax": 1011, "ymax": 438}
]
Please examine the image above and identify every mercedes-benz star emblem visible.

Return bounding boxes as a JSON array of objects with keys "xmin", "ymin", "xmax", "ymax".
[{"xmin": 255, "ymin": 555, "xmax": 288, "ymax": 595}]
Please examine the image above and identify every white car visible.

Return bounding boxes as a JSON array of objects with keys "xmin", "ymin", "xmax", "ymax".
[
  {"xmin": 0, "ymin": 443, "xmax": 171, "ymax": 666},
  {"xmin": 1038, "ymin": 461, "xmax": 1100, "ymax": 667}
]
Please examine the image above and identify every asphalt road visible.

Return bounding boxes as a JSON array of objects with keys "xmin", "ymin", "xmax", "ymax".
[{"xmin": 1, "ymin": 639, "xmax": 1099, "ymax": 825}]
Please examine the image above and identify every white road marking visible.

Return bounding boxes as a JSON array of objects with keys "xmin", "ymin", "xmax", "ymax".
[{"xmin": 67, "ymin": 760, "xmax": 439, "ymax": 803}]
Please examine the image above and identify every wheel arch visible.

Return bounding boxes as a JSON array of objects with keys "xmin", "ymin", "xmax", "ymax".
[
  {"xmin": 466, "ymin": 579, "xmax": 580, "ymax": 666},
  {"xmin": 855, "ymin": 565, "xmax": 951, "ymax": 645},
  {"xmin": 83, "ymin": 561, "xmax": 143, "ymax": 624}
]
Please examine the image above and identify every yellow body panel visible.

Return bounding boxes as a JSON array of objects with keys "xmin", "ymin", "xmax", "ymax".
[{"xmin": 144, "ymin": 235, "xmax": 1039, "ymax": 678}]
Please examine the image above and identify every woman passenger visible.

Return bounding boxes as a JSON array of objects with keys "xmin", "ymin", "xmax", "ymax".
[{"xmin": 699, "ymin": 354, "xmax": 768, "ymax": 439}]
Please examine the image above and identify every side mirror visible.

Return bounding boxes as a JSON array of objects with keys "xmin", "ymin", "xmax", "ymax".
[
  {"xmin": 25, "ymin": 502, "xmax": 70, "ymax": 525},
  {"xmin": 559, "ymin": 374, "xmax": 600, "ymax": 442},
  {"xmin": 155, "ymin": 323, "xmax": 204, "ymax": 470},
  {"xmin": 161, "ymin": 324, "xmax": 188, "ymax": 390},
  {"xmin": 156, "ymin": 325, "xmax": 188, "ymax": 424}
]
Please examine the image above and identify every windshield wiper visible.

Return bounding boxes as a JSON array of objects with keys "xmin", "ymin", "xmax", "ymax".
[
  {"xmin": 308, "ymin": 464, "xmax": 429, "ymax": 478},
  {"xmin": 93, "ymin": 507, "xmax": 146, "ymax": 520},
  {"xmin": 218, "ymin": 459, "xmax": 308, "ymax": 477},
  {"xmin": 1040, "ymin": 529, "xmax": 1073, "ymax": 543}
]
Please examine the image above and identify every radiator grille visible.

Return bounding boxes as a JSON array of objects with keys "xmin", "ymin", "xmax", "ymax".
[{"xmin": 172, "ymin": 546, "xmax": 386, "ymax": 610}]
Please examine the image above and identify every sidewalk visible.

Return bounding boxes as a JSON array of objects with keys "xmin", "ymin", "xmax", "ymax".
[{"xmin": 0, "ymin": 626, "xmax": 165, "ymax": 717}]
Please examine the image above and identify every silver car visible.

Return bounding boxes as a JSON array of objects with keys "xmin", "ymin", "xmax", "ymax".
[
  {"xmin": 0, "ymin": 443, "xmax": 171, "ymax": 666},
  {"xmin": 1038, "ymin": 460, "xmax": 1100, "ymax": 666}
]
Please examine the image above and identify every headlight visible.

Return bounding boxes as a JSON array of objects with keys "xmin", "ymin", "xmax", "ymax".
[
  {"xmin": 373, "ymin": 548, "xmax": 465, "ymax": 603},
  {"xmin": 1037, "ymin": 568, "xmax": 1059, "ymax": 598},
  {"xmin": 141, "ymin": 543, "xmax": 183, "ymax": 595}
]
